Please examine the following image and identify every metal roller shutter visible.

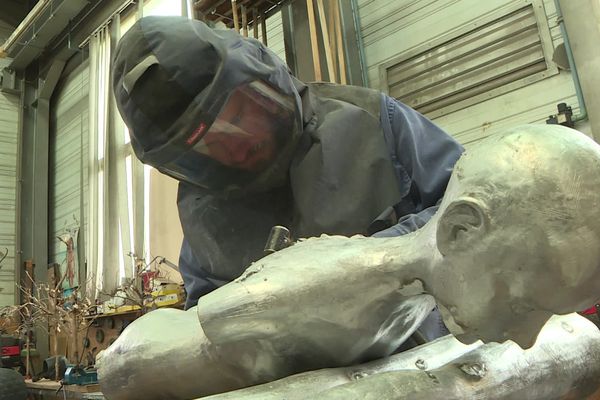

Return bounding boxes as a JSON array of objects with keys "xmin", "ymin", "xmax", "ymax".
[
  {"xmin": 382, "ymin": 4, "xmax": 554, "ymax": 116},
  {"xmin": 49, "ymin": 61, "xmax": 89, "ymax": 289},
  {"xmin": 267, "ymin": 11, "xmax": 287, "ymax": 63},
  {"xmin": 357, "ymin": 0, "xmax": 581, "ymax": 146},
  {"xmin": 0, "ymin": 90, "xmax": 19, "ymax": 306}
]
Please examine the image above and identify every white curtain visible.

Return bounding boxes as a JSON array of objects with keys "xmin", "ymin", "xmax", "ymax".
[
  {"xmin": 85, "ymin": 0, "xmax": 190, "ymax": 299},
  {"xmin": 87, "ymin": 17, "xmax": 145, "ymax": 298}
]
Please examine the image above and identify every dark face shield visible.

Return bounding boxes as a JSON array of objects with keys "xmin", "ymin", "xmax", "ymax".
[{"xmin": 160, "ymin": 81, "xmax": 297, "ymax": 191}]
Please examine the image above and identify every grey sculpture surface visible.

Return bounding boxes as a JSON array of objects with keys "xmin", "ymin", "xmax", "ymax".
[
  {"xmin": 98, "ymin": 125, "xmax": 600, "ymax": 400},
  {"xmin": 200, "ymin": 313, "xmax": 600, "ymax": 400}
]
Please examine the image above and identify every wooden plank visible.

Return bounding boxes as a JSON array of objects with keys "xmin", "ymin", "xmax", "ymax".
[
  {"xmin": 26, "ymin": 379, "xmax": 101, "ymax": 393},
  {"xmin": 328, "ymin": 0, "xmax": 338, "ymax": 82},
  {"xmin": 260, "ymin": 12, "xmax": 267, "ymax": 46},
  {"xmin": 231, "ymin": 0, "xmax": 240, "ymax": 32},
  {"xmin": 66, "ymin": 384, "xmax": 102, "ymax": 394},
  {"xmin": 305, "ymin": 0, "xmax": 321, "ymax": 81},
  {"xmin": 253, "ymin": 7, "xmax": 259, "ymax": 39},
  {"xmin": 333, "ymin": 0, "xmax": 346, "ymax": 84},
  {"xmin": 315, "ymin": 0, "xmax": 335, "ymax": 82},
  {"xmin": 241, "ymin": 4, "xmax": 248, "ymax": 37}
]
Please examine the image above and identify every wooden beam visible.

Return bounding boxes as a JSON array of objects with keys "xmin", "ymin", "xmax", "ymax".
[
  {"xmin": 316, "ymin": 0, "xmax": 335, "ymax": 82},
  {"xmin": 261, "ymin": 12, "xmax": 268, "ymax": 46},
  {"xmin": 328, "ymin": 0, "xmax": 338, "ymax": 83},
  {"xmin": 333, "ymin": 0, "xmax": 347, "ymax": 84},
  {"xmin": 231, "ymin": 0, "xmax": 240, "ymax": 32},
  {"xmin": 242, "ymin": 4, "xmax": 248, "ymax": 36},
  {"xmin": 253, "ymin": 7, "xmax": 259, "ymax": 39},
  {"xmin": 306, "ymin": 0, "xmax": 321, "ymax": 81}
]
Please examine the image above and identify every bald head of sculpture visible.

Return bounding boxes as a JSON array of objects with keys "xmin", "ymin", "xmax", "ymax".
[{"xmin": 431, "ymin": 124, "xmax": 600, "ymax": 348}]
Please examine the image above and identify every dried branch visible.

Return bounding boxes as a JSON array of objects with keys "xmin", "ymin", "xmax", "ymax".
[{"xmin": 12, "ymin": 271, "xmax": 100, "ymax": 378}]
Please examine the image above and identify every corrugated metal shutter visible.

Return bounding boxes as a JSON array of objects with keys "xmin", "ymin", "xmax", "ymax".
[
  {"xmin": 357, "ymin": 0, "xmax": 580, "ymax": 147},
  {"xmin": 0, "ymin": 90, "xmax": 19, "ymax": 306},
  {"xmin": 49, "ymin": 61, "xmax": 89, "ymax": 288},
  {"xmin": 383, "ymin": 4, "xmax": 551, "ymax": 115},
  {"xmin": 267, "ymin": 11, "xmax": 287, "ymax": 64}
]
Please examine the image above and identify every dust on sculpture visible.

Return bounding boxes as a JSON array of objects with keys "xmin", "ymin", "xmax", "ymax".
[{"xmin": 98, "ymin": 124, "xmax": 600, "ymax": 400}]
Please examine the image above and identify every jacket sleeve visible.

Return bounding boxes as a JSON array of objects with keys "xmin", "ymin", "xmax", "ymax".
[
  {"xmin": 177, "ymin": 182, "xmax": 292, "ymax": 307},
  {"xmin": 374, "ymin": 95, "xmax": 464, "ymax": 237},
  {"xmin": 178, "ymin": 237, "xmax": 222, "ymax": 309}
]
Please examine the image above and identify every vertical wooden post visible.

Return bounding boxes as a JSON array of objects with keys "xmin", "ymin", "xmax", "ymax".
[
  {"xmin": 25, "ymin": 335, "xmax": 31, "ymax": 378},
  {"xmin": 261, "ymin": 12, "xmax": 268, "ymax": 46},
  {"xmin": 241, "ymin": 4, "xmax": 248, "ymax": 37},
  {"xmin": 231, "ymin": 0, "xmax": 240, "ymax": 32},
  {"xmin": 333, "ymin": 0, "xmax": 347, "ymax": 84},
  {"xmin": 328, "ymin": 0, "xmax": 338, "ymax": 83},
  {"xmin": 253, "ymin": 8, "xmax": 259, "ymax": 39},
  {"xmin": 23, "ymin": 260, "xmax": 35, "ymax": 379},
  {"xmin": 316, "ymin": 0, "xmax": 335, "ymax": 83},
  {"xmin": 306, "ymin": 0, "xmax": 322, "ymax": 81}
]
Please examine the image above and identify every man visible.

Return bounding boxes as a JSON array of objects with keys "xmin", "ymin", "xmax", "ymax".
[{"xmin": 112, "ymin": 16, "xmax": 463, "ymax": 311}]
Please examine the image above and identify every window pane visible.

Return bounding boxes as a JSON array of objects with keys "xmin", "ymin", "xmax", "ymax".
[
  {"xmin": 118, "ymin": 222, "xmax": 125, "ymax": 280},
  {"xmin": 124, "ymin": 126, "xmax": 130, "ymax": 145},
  {"xmin": 144, "ymin": 0, "xmax": 182, "ymax": 16},
  {"xmin": 126, "ymin": 155, "xmax": 136, "ymax": 275},
  {"xmin": 120, "ymin": 12, "xmax": 136, "ymax": 36},
  {"xmin": 97, "ymin": 169, "xmax": 104, "ymax": 291},
  {"xmin": 144, "ymin": 165, "xmax": 151, "ymax": 265}
]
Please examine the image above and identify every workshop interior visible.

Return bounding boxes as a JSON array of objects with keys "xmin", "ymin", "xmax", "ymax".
[{"xmin": 1, "ymin": 0, "xmax": 600, "ymax": 399}]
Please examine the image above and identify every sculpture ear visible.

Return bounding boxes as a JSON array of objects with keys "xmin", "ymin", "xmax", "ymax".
[{"xmin": 437, "ymin": 197, "xmax": 489, "ymax": 256}]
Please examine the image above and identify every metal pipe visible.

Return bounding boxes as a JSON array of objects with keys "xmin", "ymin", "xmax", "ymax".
[
  {"xmin": 554, "ymin": 0, "xmax": 588, "ymax": 122},
  {"xmin": 0, "ymin": 0, "xmax": 52, "ymax": 54},
  {"xmin": 349, "ymin": 0, "xmax": 368, "ymax": 87}
]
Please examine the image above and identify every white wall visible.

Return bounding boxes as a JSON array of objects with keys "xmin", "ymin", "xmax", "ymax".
[
  {"xmin": 148, "ymin": 170, "xmax": 183, "ymax": 283},
  {"xmin": 357, "ymin": 0, "xmax": 584, "ymax": 147}
]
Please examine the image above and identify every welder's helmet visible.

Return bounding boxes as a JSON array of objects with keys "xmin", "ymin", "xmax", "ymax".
[{"xmin": 112, "ymin": 16, "xmax": 302, "ymax": 195}]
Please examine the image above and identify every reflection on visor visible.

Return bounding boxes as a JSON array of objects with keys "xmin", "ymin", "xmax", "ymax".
[
  {"xmin": 159, "ymin": 81, "xmax": 297, "ymax": 190},
  {"xmin": 193, "ymin": 80, "xmax": 295, "ymax": 173},
  {"xmin": 161, "ymin": 149, "xmax": 253, "ymax": 192}
]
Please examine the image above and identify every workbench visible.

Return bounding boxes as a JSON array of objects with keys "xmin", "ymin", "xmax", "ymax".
[{"xmin": 26, "ymin": 379, "xmax": 104, "ymax": 399}]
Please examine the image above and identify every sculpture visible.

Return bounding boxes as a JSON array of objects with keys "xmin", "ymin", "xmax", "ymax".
[
  {"xmin": 200, "ymin": 313, "xmax": 600, "ymax": 400},
  {"xmin": 98, "ymin": 124, "xmax": 600, "ymax": 400}
]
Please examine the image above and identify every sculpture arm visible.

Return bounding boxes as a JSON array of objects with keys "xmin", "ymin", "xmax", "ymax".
[
  {"xmin": 97, "ymin": 307, "xmax": 295, "ymax": 400},
  {"xmin": 312, "ymin": 314, "xmax": 600, "ymax": 400},
  {"xmin": 198, "ymin": 314, "xmax": 600, "ymax": 400}
]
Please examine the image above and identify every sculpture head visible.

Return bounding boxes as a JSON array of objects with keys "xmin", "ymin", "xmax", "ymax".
[{"xmin": 432, "ymin": 124, "xmax": 600, "ymax": 348}]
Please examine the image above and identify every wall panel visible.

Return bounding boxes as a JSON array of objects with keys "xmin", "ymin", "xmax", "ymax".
[
  {"xmin": 0, "ymin": 90, "xmax": 19, "ymax": 306},
  {"xmin": 356, "ymin": 0, "xmax": 581, "ymax": 145},
  {"xmin": 49, "ymin": 61, "xmax": 89, "ymax": 288}
]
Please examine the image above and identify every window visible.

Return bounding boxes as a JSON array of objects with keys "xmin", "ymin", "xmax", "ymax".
[{"xmin": 87, "ymin": 0, "xmax": 188, "ymax": 297}]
